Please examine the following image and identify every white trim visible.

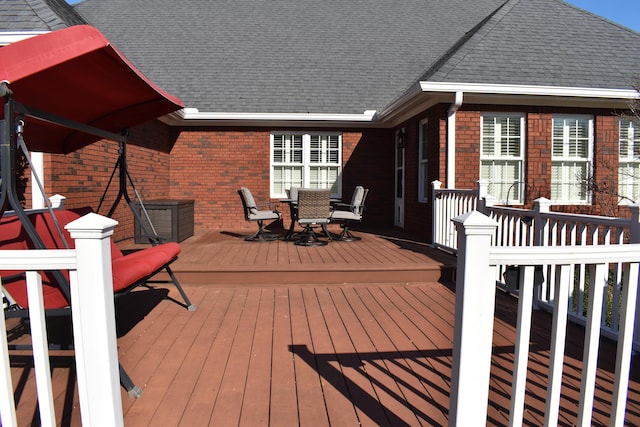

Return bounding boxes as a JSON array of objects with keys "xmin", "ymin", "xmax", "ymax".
[
  {"xmin": 30, "ymin": 152, "xmax": 45, "ymax": 209},
  {"xmin": 165, "ymin": 108, "xmax": 378, "ymax": 125},
  {"xmin": 419, "ymin": 82, "xmax": 640, "ymax": 100},
  {"xmin": 161, "ymin": 82, "xmax": 639, "ymax": 128},
  {"xmin": 447, "ymin": 92, "xmax": 463, "ymax": 188},
  {"xmin": 0, "ymin": 31, "xmax": 48, "ymax": 46}
]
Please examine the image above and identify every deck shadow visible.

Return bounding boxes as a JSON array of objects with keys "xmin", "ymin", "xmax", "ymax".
[
  {"xmin": 289, "ymin": 343, "xmax": 524, "ymax": 426},
  {"xmin": 10, "ymin": 354, "xmax": 77, "ymax": 426},
  {"xmin": 114, "ymin": 287, "xmax": 170, "ymax": 337}
]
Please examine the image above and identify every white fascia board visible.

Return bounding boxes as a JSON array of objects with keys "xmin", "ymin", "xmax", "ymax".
[
  {"xmin": 162, "ymin": 108, "xmax": 379, "ymax": 127},
  {"xmin": 419, "ymin": 81, "xmax": 640, "ymax": 100},
  {"xmin": 0, "ymin": 31, "xmax": 48, "ymax": 46},
  {"xmin": 377, "ymin": 81, "xmax": 639, "ymax": 126}
]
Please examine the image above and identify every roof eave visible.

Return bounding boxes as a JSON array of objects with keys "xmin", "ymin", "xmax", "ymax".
[
  {"xmin": 160, "ymin": 108, "xmax": 380, "ymax": 128},
  {"xmin": 161, "ymin": 82, "xmax": 640, "ymax": 129},
  {"xmin": 0, "ymin": 31, "xmax": 49, "ymax": 46},
  {"xmin": 375, "ymin": 82, "xmax": 640, "ymax": 126}
]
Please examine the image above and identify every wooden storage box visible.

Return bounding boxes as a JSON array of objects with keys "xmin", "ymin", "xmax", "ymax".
[{"xmin": 134, "ymin": 199, "xmax": 194, "ymax": 243}]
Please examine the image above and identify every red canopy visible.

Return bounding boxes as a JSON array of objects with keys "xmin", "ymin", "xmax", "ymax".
[{"xmin": 0, "ymin": 25, "xmax": 183, "ymax": 154}]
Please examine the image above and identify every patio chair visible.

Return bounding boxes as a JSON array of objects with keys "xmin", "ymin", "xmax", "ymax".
[
  {"xmin": 238, "ymin": 187, "xmax": 281, "ymax": 241},
  {"xmin": 330, "ymin": 186, "xmax": 369, "ymax": 241},
  {"xmin": 295, "ymin": 189, "xmax": 332, "ymax": 246}
]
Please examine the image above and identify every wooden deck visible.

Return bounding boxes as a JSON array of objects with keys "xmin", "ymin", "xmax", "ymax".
[{"xmin": 7, "ymin": 228, "xmax": 640, "ymax": 426}]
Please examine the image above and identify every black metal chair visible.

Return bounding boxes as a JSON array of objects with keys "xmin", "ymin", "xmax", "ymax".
[
  {"xmin": 238, "ymin": 187, "xmax": 281, "ymax": 241},
  {"xmin": 330, "ymin": 186, "xmax": 369, "ymax": 241}
]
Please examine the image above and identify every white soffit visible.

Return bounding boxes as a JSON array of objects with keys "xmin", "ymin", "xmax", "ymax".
[
  {"xmin": 162, "ymin": 108, "xmax": 379, "ymax": 127},
  {"xmin": 0, "ymin": 31, "xmax": 48, "ymax": 46},
  {"xmin": 420, "ymin": 82, "xmax": 639, "ymax": 106}
]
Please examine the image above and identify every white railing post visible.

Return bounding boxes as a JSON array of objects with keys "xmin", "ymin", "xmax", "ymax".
[
  {"xmin": 531, "ymin": 198, "xmax": 552, "ymax": 308},
  {"xmin": 476, "ymin": 179, "xmax": 489, "ymax": 200},
  {"xmin": 432, "ymin": 180, "xmax": 442, "ymax": 248},
  {"xmin": 532, "ymin": 197, "xmax": 552, "ymax": 246},
  {"xmin": 48, "ymin": 194, "xmax": 66, "ymax": 209},
  {"xmin": 478, "ymin": 194, "xmax": 495, "ymax": 216},
  {"xmin": 449, "ymin": 211, "xmax": 498, "ymax": 426},
  {"xmin": 65, "ymin": 213, "xmax": 124, "ymax": 427}
]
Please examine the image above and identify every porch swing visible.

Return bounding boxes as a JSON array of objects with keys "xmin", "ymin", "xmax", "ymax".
[{"xmin": 0, "ymin": 25, "xmax": 195, "ymax": 397}]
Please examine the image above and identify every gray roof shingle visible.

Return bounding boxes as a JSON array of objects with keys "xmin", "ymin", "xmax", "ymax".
[
  {"xmin": 428, "ymin": 0, "xmax": 640, "ymax": 90},
  {"xmin": 72, "ymin": 0, "xmax": 507, "ymax": 114},
  {"xmin": 0, "ymin": 0, "xmax": 85, "ymax": 31},
  {"xmin": 2, "ymin": 0, "xmax": 639, "ymax": 114}
]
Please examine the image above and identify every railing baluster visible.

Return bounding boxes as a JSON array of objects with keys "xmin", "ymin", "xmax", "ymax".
[
  {"xmin": 509, "ymin": 265, "xmax": 535, "ymax": 427},
  {"xmin": 611, "ymin": 262, "xmax": 639, "ymax": 427},
  {"xmin": 0, "ymin": 279, "xmax": 17, "ymax": 427},
  {"xmin": 25, "ymin": 270, "xmax": 56, "ymax": 427},
  {"xmin": 577, "ymin": 263, "xmax": 607, "ymax": 426}
]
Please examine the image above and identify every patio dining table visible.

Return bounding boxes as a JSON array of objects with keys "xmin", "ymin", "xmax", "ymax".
[{"xmin": 280, "ymin": 197, "xmax": 340, "ymax": 241}]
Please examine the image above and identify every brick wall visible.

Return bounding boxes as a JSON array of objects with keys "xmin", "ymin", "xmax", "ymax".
[
  {"xmin": 168, "ymin": 127, "xmax": 394, "ymax": 233},
  {"xmin": 35, "ymin": 106, "xmax": 630, "ymax": 244},
  {"xmin": 449, "ymin": 106, "xmax": 625, "ymax": 216},
  {"xmin": 42, "ymin": 121, "xmax": 172, "ymax": 242}
]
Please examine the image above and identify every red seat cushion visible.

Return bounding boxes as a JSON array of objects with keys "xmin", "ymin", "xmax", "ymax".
[{"xmin": 0, "ymin": 209, "xmax": 179, "ymax": 309}]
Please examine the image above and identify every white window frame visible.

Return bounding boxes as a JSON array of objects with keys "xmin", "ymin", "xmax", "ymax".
[
  {"xmin": 270, "ymin": 132, "xmax": 342, "ymax": 198},
  {"xmin": 418, "ymin": 119, "xmax": 429, "ymax": 203},
  {"xmin": 619, "ymin": 118, "xmax": 640, "ymax": 204},
  {"xmin": 551, "ymin": 115, "xmax": 593, "ymax": 204},
  {"xmin": 479, "ymin": 113, "xmax": 526, "ymax": 205}
]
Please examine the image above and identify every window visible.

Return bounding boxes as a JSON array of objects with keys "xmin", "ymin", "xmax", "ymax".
[
  {"xmin": 480, "ymin": 113, "xmax": 525, "ymax": 204},
  {"xmin": 619, "ymin": 119, "xmax": 640, "ymax": 204},
  {"xmin": 418, "ymin": 119, "xmax": 429, "ymax": 202},
  {"xmin": 551, "ymin": 115, "xmax": 593, "ymax": 204},
  {"xmin": 271, "ymin": 132, "xmax": 341, "ymax": 198}
]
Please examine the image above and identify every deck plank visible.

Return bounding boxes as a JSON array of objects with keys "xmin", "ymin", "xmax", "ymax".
[
  {"xmin": 239, "ymin": 288, "xmax": 275, "ymax": 426},
  {"xmin": 288, "ymin": 287, "xmax": 331, "ymax": 427},
  {"xmin": 208, "ymin": 287, "xmax": 262, "ymax": 426},
  {"xmin": 146, "ymin": 288, "xmax": 228, "ymax": 426},
  {"xmin": 179, "ymin": 287, "xmax": 248, "ymax": 425},
  {"xmin": 300, "ymin": 286, "xmax": 363, "ymax": 426},
  {"xmin": 8, "ymin": 228, "xmax": 640, "ymax": 426},
  {"xmin": 268, "ymin": 287, "xmax": 299, "ymax": 427}
]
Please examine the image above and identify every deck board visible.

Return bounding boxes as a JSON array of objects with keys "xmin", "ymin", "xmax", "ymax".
[{"xmin": 7, "ymin": 229, "xmax": 640, "ymax": 426}]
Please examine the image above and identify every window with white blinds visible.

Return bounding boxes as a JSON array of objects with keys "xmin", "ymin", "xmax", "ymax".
[
  {"xmin": 480, "ymin": 113, "xmax": 525, "ymax": 204},
  {"xmin": 619, "ymin": 119, "xmax": 640, "ymax": 204},
  {"xmin": 271, "ymin": 133, "xmax": 342, "ymax": 198},
  {"xmin": 551, "ymin": 115, "xmax": 592, "ymax": 203}
]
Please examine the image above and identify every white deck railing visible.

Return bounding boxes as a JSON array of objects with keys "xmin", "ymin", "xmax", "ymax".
[
  {"xmin": 431, "ymin": 180, "xmax": 485, "ymax": 252},
  {"xmin": 433, "ymin": 180, "xmax": 640, "ymax": 348},
  {"xmin": 450, "ymin": 211, "xmax": 639, "ymax": 426},
  {"xmin": 0, "ymin": 213, "xmax": 123, "ymax": 427}
]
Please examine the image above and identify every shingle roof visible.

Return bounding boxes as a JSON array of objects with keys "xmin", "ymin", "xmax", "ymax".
[
  {"xmin": 71, "ymin": 0, "xmax": 507, "ymax": 114},
  {"xmin": 2, "ymin": 0, "xmax": 639, "ymax": 115},
  {"xmin": 428, "ymin": 0, "xmax": 640, "ymax": 90},
  {"xmin": 0, "ymin": 0, "xmax": 85, "ymax": 31}
]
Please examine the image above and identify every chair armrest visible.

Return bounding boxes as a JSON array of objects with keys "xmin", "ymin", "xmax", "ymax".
[{"xmin": 331, "ymin": 202, "xmax": 353, "ymax": 211}]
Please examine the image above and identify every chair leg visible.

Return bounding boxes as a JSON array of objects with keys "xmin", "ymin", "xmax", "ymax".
[
  {"xmin": 245, "ymin": 220, "xmax": 278, "ymax": 241},
  {"xmin": 295, "ymin": 225, "xmax": 328, "ymax": 246},
  {"xmin": 335, "ymin": 222, "xmax": 361, "ymax": 241},
  {"xmin": 120, "ymin": 363, "xmax": 143, "ymax": 398},
  {"xmin": 321, "ymin": 224, "xmax": 333, "ymax": 241},
  {"xmin": 164, "ymin": 265, "xmax": 196, "ymax": 311}
]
